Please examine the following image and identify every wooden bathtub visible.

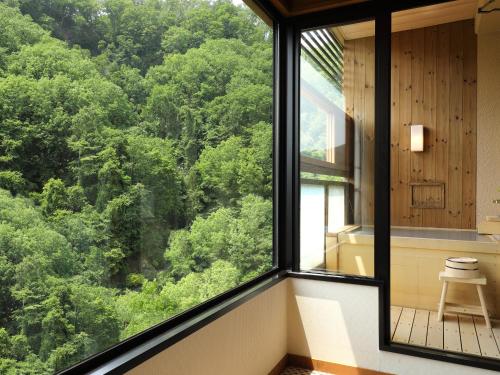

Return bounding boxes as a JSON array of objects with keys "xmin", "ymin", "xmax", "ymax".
[{"xmin": 326, "ymin": 226, "xmax": 500, "ymax": 318}]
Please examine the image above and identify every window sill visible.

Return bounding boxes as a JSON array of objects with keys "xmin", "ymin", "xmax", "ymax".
[{"xmin": 287, "ymin": 270, "xmax": 383, "ymax": 287}]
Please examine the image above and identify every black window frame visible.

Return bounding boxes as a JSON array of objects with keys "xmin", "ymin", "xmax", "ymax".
[{"xmin": 57, "ymin": 1, "xmax": 500, "ymax": 374}]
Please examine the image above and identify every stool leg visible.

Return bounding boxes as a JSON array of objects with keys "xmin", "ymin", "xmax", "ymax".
[
  {"xmin": 476, "ymin": 285, "xmax": 491, "ymax": 329},
  {"xmin": 437, "ymin": 281, "xmax": 448, "ymax": 322}
]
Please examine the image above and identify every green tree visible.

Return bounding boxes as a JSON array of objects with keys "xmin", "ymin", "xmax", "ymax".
[
  {"xmin": 165, "ymin": 207, "xmax": 234, "ymax": 280},
  {"xmin": 116, "ymin": 260, "xmax": 240, "ymax": 339},
  {"xmin": 7, "ymin": 40, "xmax": 98, "ymax": 80},
  {"xmin": 161, "ymin": 260, "xmax": 240, "ymax": 312},
  {"xmin": 161, "ymin": 0, "xmax": 268, "ymax": 54},
  {"xmin": 104, "ymin": 184, "xmax": 151, "ymax": 279},
  {"xmin": 41, "ymin": 178, "xmax": 69, "ymax": 215},
  {"xmin": 16, "ymin": 0, "xmax": 103, "ymax": 53},
  {"xmin": 99, "ymin": 0, "xmax": 169, "ymax": 71},
  {"xmin": 0, "ymin": 171, "xmax": 25, "ymax": 194},
  {"xmin": 188, "ymin": 123, "xmax": 272, "ymax": 213},
  {"xmin": 165, "ymin": 195, "xmax": 272, "ymax": 281},
  {"xmin": 0, "ymin": 3, "xmax": 47, "ymax": 55}
]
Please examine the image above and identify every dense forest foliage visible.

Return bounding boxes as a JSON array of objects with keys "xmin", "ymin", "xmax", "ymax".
[{"xmin": 0, "ymin": 0, "xmax": 273, "ymax": 373}]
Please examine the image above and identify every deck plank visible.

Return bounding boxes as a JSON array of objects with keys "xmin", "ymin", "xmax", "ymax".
[
  {"xmin": 426, "ymin": 311, "xmax": 444, "ymax": 350},
  {"xmin": 458, "ymin": 314, "xmax": 481, "ymax": 356},
  {"xmin": 409, "ymin": 309, "xmax": 429, "ymax": 347},
  {"xmin": 474, "ymin": 316, "xmax": 500, "ymax": 359},
  {"xmin": 391, "ymin": 306, "xmax": 403, "ymax": 339},
  {"xmin": 390, "ymin": 306, "xmax": 499, "ymax": 359},
  {"xmin": 492, "ymin": 320, "xmax": 500, "ymax": 353},
  {"xmin": 443, "ymin": 313, "xmax": 461, "ymax": 353},
  {"xmin": 393, "ymin": 307, "xmax": 415, "ymax": 344}
]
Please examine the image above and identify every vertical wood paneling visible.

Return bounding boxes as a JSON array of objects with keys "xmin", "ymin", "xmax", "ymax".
[
  {"xmin": 411, "ymin": 28, "xmax": 425, "ymax": 227},
  {"xmin": 461, "ymin": 20, "xmax": 477, "ymax": 229},
  {"xmin": 390, "ymin": 33, "xmax": 401, "ymax": 225},
  {"xmin": 435, "ymin": 23, "xmax": 451, "ymax": 227},
  {"xmin": 354, "ymin": 38, "xmax": 366, "ymax": 224},
  {"xmin": 448, "ymin": 21, "xmax": 464, "ymax": 229},
  {"xmin": 344, "ymin": 19, "xmax": 476, "ymax": 229},
  {"xmin": 422, "ymin": 26, "xmax": 438, "ymax": 227},
  {"xmin": 363, "ymin": 37, "xmax": 375, "ymax": 225},
  {"xmin": 398, "ymin": 31, "xmax": 413, "ymax": 226},
  {"xmin": 344, "ymin": 40, "xmax": 360, "ymax": 224},
  {"xmin": 345, "ymin": 36, "xmax": 376, "ymax": 226}
]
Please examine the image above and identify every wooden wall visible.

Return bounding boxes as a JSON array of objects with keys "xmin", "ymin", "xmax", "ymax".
[
  {"xmin": 344, "ymin": 19, "xmax": 477, "ymax": 229},
  {"xmin": 344, "ymin": 37, "xmax": 375, "ymax": 226}
]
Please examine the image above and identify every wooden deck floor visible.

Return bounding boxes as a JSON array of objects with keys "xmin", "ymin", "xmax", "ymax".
[{"xmin": 391, "ymin": 306, "xmax": 500, "ymax": 359}]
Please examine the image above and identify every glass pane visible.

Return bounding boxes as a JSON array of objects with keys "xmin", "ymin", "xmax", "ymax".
[
  {"xmin": 300, "ymin": 184, "xmax": 326, "ymax": 269},
  {"xmin": 0, "ymin": 0, "xmax": 274, "ymax": 372},
  {"xmin": 299, "ymin": 20, "xmax": 375, "ymax": 276},
  {"xmin": 388, "ymin": 2, "xmax": 500, "ymax": 360},
  {"xmin": 328, "ymin": 185, "xmax": 345, "ymax": 233}
]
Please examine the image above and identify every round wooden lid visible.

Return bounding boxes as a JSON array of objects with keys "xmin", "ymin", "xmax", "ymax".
[{"xmin": 446, "ymin": 257, "xmax": 477, "ymax": 264}]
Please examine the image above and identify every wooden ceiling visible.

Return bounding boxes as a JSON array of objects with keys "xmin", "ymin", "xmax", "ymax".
[
  {"xmin": 265, "ymin": 0, "xmax": 482, "ymax": 39},
  {"xmin": 336, "ymin": 0, "xmax": 477, "ymax": 40},
  {"xmin": 268, "ymin": 0, "xmax": 367, "ymax": 17},
  {"xmin": 264, "ymin": 0, "xmax": 500, "ymax": 41}
]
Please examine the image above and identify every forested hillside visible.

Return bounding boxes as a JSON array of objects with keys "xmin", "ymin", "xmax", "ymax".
[{"xmin": 0, "ymin": 1, "xmax": 273, "ymax": 373}]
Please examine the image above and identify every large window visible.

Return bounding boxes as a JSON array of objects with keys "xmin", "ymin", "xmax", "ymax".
[
  {"xmin": 299, "ymin": 21, "xmax": 375, "ymax": 276},
  {"xmin": 0, "ymin": 0, "xmax": 274, "ymax": 373},
  {"xmin": 388, "ymin": 1, "xmax": 500, "ymax": 361}
]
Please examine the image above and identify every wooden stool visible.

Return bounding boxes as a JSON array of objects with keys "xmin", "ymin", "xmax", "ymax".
[{"xmin": 437, "ymin": 271, "xmax": 491, "ymax": 329}]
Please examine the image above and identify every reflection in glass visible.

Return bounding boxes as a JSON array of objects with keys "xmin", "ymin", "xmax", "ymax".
[{"xmin": 299, "ymin": 21, "xmax": 375, "ymax": 276}]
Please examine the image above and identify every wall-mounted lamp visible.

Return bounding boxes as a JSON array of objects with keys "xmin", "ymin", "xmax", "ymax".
[{"xmin": 411, "ymin": 124, "xmax": 424, "ymax": 152}]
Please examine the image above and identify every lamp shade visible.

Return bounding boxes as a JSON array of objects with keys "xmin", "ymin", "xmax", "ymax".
[{"xmin": 411, "ymin": 124, "xmax": 424, "ymax": 152}]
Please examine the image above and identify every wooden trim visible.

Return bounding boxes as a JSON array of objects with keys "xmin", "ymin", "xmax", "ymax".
[
  {"xmin": 300, "ymin": 178, "xmax": 348, "ymax": 186},
  {"xmin": 409, "ymin": 181, "xmax": 445, "ymax": 209},
  {"xmin": 268, "ymin": 354, "xmax": 289, "ymax": 375},
  {"xmin": 286, "ymin": 354, "xmax": 392, "ymax": 375},
  {"xmin": 270, "ymin": 0, "xmax": 368, "ymax": 17},
  {"xmin": 338, "ymin": 0, "xmax": 476, "ymax": 40},
  {"xmin": 243, "ymin": 0, "xmax": 273, "ymax": 26},
  {"xmin": 300, "ymin": 155, "xmax": 349, "ymax": 177},
  {"xmin": 300, "ymin": 80, "xmax": 349, "ymax": 167},
  {"xmin": 269, "ymin": 0, "xmax": 292, "ymax": 16}
]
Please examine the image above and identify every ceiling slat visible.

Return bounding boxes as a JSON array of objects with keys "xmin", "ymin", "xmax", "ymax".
[{"xmin": 301, "ymin": 29, "xmax": 344, "ymax": 90}]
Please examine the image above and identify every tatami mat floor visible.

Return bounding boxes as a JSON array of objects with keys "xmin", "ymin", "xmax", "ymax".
[{"xmin": 280, "ymin": 367, "xmax": 332, "ymax": 375}]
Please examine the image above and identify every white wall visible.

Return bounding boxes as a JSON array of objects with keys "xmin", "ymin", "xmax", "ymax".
[
  {"xmin": 476, "ymin": 30, "xmax": 500, "ymax": 224},
  {"xmin": 288, "ymin": 278, "xmax": 379, "ymax": 370},
  {"xmin": 126, "ymin": 280, "xmax": 288, "ymax": 375},
  {"xmin": 287, "ymin": 278, "xmax": 498, "ymax": 375}
]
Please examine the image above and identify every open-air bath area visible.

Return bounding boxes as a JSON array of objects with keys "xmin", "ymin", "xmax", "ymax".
[{"xmin": 299, "ymin": 0, "xmax": 500, "ymax": 360}]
